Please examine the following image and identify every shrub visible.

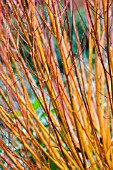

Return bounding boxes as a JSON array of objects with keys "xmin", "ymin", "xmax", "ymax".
[{"xmin": 0, "ymin": 0, "xmax": 113, "ymax": 169}]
